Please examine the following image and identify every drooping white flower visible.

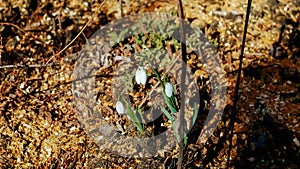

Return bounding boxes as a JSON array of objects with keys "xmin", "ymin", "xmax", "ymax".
[
  {"xmin": 116, "ymin": 101, "xmax": 124, "ymax": 115},
  {"xmin": 165, "ymin": 82, "xmax": 173, "ymax": 97},
  {"xmin": 135, "ymin": 66, "xmax": 147, "ymax": 85}
]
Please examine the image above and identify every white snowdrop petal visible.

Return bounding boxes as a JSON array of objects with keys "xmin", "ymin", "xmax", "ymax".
[
  {"xmin": 116, "ymin": 101, "xmax": 124, "ymax": 115},
  {"xmin": 165, "ymin": 82, "xmax": 173, "ymax": 97},
  {"xmin": 135, "ymin": 67, "xmax": 147, "ymax": 85}
]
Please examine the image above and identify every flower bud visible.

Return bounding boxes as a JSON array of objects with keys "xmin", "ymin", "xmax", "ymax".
[
  {"xmin": 135, "ymin": 67, "xmax": 147, "ymax": 85},
  {"xmin": 116, "ymin": 101, "xmax": 124, "ymax": 115},
  {"xmin": 165, "ymin": 82, "xmax": 173, "ymax": 97}
]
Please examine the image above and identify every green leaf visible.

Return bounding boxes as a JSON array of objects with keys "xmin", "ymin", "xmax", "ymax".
[
  {"xmin": 122, "ymin": 97, "xmax": 144, "ymax": 133},
  {"xmin": 192, "ymin": 102, "xmax": 198, "ymax": 126},
  {"xmin": 164, "ymin": 94, "xmax": 178, "ymax": 113},
  {"xmin": 184, "ymin": 132, "xmax": 188, "ymax": 146},
  {"xmin": 169, "ymin": 95, "xmax": 178, "ymax": 110},
  {"xmin": 152, "ymin": 67, "xmax": 178, "ymax": 113},
  {"xmin": 161, "ymin": 106, "xmax": 175, "ymax": 123},
  {"xmin": 136, "ymin": 107, "xmax": 145, "ymax": 130},
  {"xmin": 128, "ymin": 106, "xmax": 144, "ymax": 133},
  {"xmin": 152, "ymin": 68, "xmax": 165, "ymax": 90}
]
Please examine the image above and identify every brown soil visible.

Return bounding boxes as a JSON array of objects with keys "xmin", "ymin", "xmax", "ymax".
[{"xmin": 0, "ymin": 0, "xmax": 299, "ymax": 168}]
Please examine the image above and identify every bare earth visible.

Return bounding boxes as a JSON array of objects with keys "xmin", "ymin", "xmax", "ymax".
[{"xmin": 0, "ymin": 0, "xmax": 299, "ymax": 168}]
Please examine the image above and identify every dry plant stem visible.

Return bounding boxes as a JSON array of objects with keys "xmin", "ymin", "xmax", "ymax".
[
  {"xmin": 163, "ymin": 154, "xmax": 172, "ymax": 169},
  {"xmin": 0, "ymin": 1, "xmax": 105, "ymax": 69},
  {"xmin": 0, "ymin": 64, "xmax": 57, "ymax": 69},
  {"xmin": 0, "ymin": 22, "xmax": 56, "ymax": 59},
  {"xmin": 226, "ymin": 0, "xmax": 252, "ymax": 168},
  {"xmin": 120, "ymin": 0, "xmax": 123, "ymax": 17},
  {"xmin": 0, "ymin": 22, "xmax": 26, "ymax": 34},
  {"xmin": 177, "ymin": 0, "xmax": 187, "ymax": 168},
  {"xmin": 45, "ymin": 0, "xmax": 106, "ymax": 65}
]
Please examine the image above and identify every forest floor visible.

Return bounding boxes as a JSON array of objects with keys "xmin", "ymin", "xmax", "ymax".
[{"xmin": 0, "ymin": 0, "xmax": 299, "ymax": 168}]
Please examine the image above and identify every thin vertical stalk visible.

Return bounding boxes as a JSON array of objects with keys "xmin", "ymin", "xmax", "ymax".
[
  {"xmin": 177, "ymin": 0, "xmax": 187, "ymax": 168},
  {"xmin": 226, "ymin": 0, "xmax": 252, "ymax": 168}
]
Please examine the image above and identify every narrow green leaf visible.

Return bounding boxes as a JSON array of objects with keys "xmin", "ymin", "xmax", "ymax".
[
  {"xmin": 161, "ymin": 106, "xmax": 175, "ymax": 123},
  {"xmin": 136, "ymin": 107, "xmax": 145, "ymax": 131},
  {"xmin": 184, "ymin": 132, "xmax": 188, "ymax": 146},
  {"xmin": 152, "ymin": 68, "xmax": 165, "ymax": 90},
  {"xmin": 192, "ymin": 102, "xmax": 198, "ymax": 126},
  {"xmin": 126, "ymin": 104, "xmax": 144, "ymax": 133},
  {"xmin": 122, "ymin": 97, "xmax": 144, "ymax": 133},
  {"xmin": 169, "ymin": 95, "xmax": 178, "ymax": 111},
  {"xmin": 164, "ymin": 94, "xmax": 178, "ymax": 113},
  {"xmin": 152, "ymin": 66, "xmax": 177, "ymax": 113}
]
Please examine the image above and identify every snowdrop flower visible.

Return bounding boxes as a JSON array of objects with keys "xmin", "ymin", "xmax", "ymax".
[
  {"xmin": 116, "ymin": 101, "xmax": 124, "ymax": 115},
  {"xmin": 135, "ymin": 66, "xmax": 147, "ymax": 85},
  {"xmin": 165, "ymin": 82, "xmax": 173, "ymax": 97}
]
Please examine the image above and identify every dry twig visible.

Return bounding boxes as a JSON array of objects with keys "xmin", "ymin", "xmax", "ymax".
[
  {"xmin": 45, "ymin": 0, "xmax": 106, "ymax": 65},
  {"xmin": 0, "ymin": 63, "xmax": 57, "ymax": 69}
]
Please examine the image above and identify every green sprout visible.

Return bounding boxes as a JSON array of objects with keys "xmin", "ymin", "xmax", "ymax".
[
  {"xmin": 109, "ymin": 14, "xmax": 200, "ymax": 141},
  {"xmin": 121, "ymin": 96, "xmax": 144, "ymax": 133},
  {"xmin": 152, "ymin": 68, "xmax": 178, "ymax": 113},
  {"xmin": 151, "ymin": 67, "xmax": 189, "ymax": 144}
]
